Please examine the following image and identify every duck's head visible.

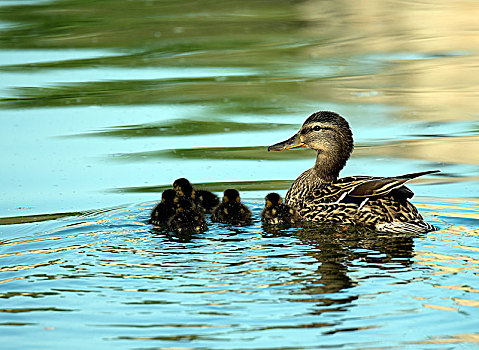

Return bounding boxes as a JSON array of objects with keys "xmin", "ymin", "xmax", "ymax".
[
  {"xmin": 222, "ymin": 189, "xmax": 241, "ymax": 203},
  {"xmin": 268, "ymin": 111, "xmax": 354, "ymax": 181},
  {"xmin": 268, "ymin": 111, "xmax": 353, "ymax": 153},
  {"xmin": 161, "ymin": 189, "xmax": 177, "ymax": 203},
  {"xmin": 173, "ymin": 178, "xmax": 195, "ymax": 198},
  {"xmin": 265, "ymin": 192, "xmax": 282, "ymax": 208}
]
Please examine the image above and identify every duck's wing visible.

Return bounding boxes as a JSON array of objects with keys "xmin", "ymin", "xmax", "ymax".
[
  {"xmin": 318, "ymin": 175, "xmax": 373, "ymax": 200},
  {"xmin": 339, "ymin": 170, "xmax": 439, "ymax": 204}
]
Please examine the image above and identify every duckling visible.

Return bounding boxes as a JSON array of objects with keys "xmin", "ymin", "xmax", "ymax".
[
  {"xmin": 173, "ymin": 178, "xmax": 194, "ymax": 198},
  {"xmin": 195, "ymin": 189, "xmax": 220, "ymax": 213},
  {"xmin": 167, "ymin": 197, "xmax": 207, "ymax": 235},
  {"xmin": 173, "ymin": 177, "xmax": 219, "ymax": 213},
  {"xmin": 261, "ymin": 192, "xmax": 301, "ymax": 225},
  {"xmin": 211, "ymin": 189, "xmax": 252, "ymax": 225},
  {"xmin": 268, "ymin": 111, "xmax": 439, "ymax": 233},
  {"xmin": 149, "ymin": 189, "xmax": 177, "ymax": 226}
]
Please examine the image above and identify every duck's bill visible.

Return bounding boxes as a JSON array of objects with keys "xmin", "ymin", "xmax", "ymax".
[{"xmin": 268, "ymin": 132, "xmax": 305, "ymax": 151}]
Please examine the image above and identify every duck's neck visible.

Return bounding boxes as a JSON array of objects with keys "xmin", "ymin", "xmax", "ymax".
[{"xmin": 312, "ymin": 150, "xmax": 349, "ymax": 183}]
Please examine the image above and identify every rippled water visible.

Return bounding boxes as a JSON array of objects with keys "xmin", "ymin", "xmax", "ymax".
[
  {"xmin": 1, "ymin": 199, "xmax": 478, "ymax": 349},
  {"xmin": 1, "ymin": 0, "xmax": 478, "ymax": 349}
]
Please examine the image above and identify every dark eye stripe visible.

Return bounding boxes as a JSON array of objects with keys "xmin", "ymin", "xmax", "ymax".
[
  {"xmin": 300, "ymin": 127, "xmax": 311, "ymax": 135},
  {"xmin": 301, "ymin": 125, "xmax": 333, "ymax": 134}
]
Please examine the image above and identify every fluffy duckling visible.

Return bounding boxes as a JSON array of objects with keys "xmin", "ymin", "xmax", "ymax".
[
  {"xmin": 149, "ymin": 189, "xmax": 177, "ymax": 226},
  {"xmin": 167, "ymin": 197, "xmax": 207, "ymax": 235},
  {"xmin": 173, "ymin": 177, "xmax": 219, "ymax": 213},
  {"xmin": 195, "ymin": 189, "xmax": 220, "ymax": 213},
  {"xmin": 211, "ymin": 189, "xmax": 252, "ymax": 226},
  {"xmin": 173, "ymin": 178, "xmax": 194, "ymax": 198},
  {"xmin": 261, "ymin": 192, "xmax": 301, "ymax": 225}
]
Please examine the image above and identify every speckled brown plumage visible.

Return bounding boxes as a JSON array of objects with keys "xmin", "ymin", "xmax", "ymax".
[
  {"xmin": 261, "ymin": 192, "xmax": 301, "ymax": 225},
  {"xmin": 212, "ymin": 189, "xmax": 252, "ymax": 226},
  {"xmin": 167, "ymin": 197, "xmax": 207, "ymax": 235},
  {"xmin": 269, "ymin": 111, "xmax": 439, "ymax": 233},
  {"xmin": 173, "ymin": 178, "xmax": 219, "ymax": 213},
  {"xmin": 149, "ymin": 189, "xmax": 177, "ymax": 226}
]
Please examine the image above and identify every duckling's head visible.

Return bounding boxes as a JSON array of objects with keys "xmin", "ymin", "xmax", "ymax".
[
  {"xmin": 223, "ymin": 189, "xmax": 241, "ymax": 203},
  {"xmin": 265, "ymin": 192, "xmax": 282, "ymax": 208},
  {"xmin": 173, "ymin": 178, "xmax": 195, "ymax": 198},
  {"xmin": 161, "ymin": 189, "xmax": 177, "ymax": 203},
  {"xmin": 268, "ymin": 111, "xmax": 354, "ymax": 181}
]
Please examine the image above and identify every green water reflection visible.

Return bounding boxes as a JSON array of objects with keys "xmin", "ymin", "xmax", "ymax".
[
  {"xmin": 79, "ymin": 119, "xmax": 294, "ymax": 138},
  {"xmin": 1, "ymin": 0, "xmax": 477, "ymax": 119}
]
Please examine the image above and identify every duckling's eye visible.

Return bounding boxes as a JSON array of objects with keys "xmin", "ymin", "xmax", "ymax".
[{"xmin": 312, "ymin": 125, "xmax": 321, "ymax": 132}]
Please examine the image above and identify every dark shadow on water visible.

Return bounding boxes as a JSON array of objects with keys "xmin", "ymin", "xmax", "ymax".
[
  {"xmin": 0, "ymin": 75, "xmax": 327, "ymax": 117},
  {"xmin": 0, "ymin": 211, "xmax": 80, "ymax": 226},
  {"xmin": 272, "ymin": 224, "xmax": 418, "ymax": 316},
  {"xmin": 149, "ymin": 226, "xmax": 195, "ymax": 243},
  {"xmin": 0, "ymin": 206, "xmax": 126, "ymax": 226},
  {"xmin": 261, "ymin": 223, "xmax": 301, "ymax": 237},
  {"xmin": 294, "ymin": 224, "xmax": 417, "ymax": 268},
  {"xmin": 113, "ymin": 179, "xmax": 295, "ymax": 194},
  {"xmin": 72, "ymin": 119, "xmax": 295, "ymax": 138},
  {"xmin": 149, "ymin": 209, "xmax": 418, "ymax": 317},
  {"xmin": 109, "ymin": 146, "xmax": 316, "ymax": 162}
]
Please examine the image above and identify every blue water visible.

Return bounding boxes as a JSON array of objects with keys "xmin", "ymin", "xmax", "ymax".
[
  {"xmin": 1, "ymin": 0, "xmax": 479, "ymax": 348},
  {"xmin": 1, "ymin": 199, "xmax": 478, "ymax": 349}
]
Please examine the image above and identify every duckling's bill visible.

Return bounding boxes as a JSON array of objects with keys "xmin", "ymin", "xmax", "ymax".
[{"xmin": 268, "ymin": 132, "xmax": 305, "ymax": 151}]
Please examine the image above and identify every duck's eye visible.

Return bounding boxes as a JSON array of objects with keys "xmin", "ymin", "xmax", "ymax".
[{"xmin": 312, "ymin": 125, "xmax": 321, "ymax": 132}]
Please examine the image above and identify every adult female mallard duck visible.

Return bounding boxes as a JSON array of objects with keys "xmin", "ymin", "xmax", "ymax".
[{"xmin": 268, "ymin": 111, "xmax": 439, "ymax": 233}]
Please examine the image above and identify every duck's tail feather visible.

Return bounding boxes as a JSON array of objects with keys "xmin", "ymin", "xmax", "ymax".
[
  {"xmin": 395, "ymin": 170, "xmax": 440, "ymax": 180},
  {"xmin": 346, "ymin": 170, "xmax": 440, "ymax": 199}
]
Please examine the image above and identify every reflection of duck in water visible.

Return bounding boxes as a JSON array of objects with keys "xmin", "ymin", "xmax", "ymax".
[
  {"xmin": 291, "ymin": 224, "xmax": 417, "ymax": 312},
  {"xmin": 268, "ymin": 111, "xmax": 439, "ymax": 233},
  {"xmin": 149, "ymin": 189, "xmax": 177, "ymax": 226},
  {"xmin": 212, "ymin": 189, "xmax": 252, "ymax": 226},
  {"xmin": 173, "ymin": 178, "xmax": 219, "ymax": 213},
  {"xmin": 167, "ymin": 197, "xmax": 207, "ymax": 235},
  {"xmin": 261, "ymin": 192, "xmax": 301, "ymax": 225}
]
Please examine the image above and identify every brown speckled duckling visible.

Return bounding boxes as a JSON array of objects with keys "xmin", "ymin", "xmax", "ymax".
[
  {"xmin": 268, "ymin": 111, "xmax": 439, "ymax": 234},
  {"xmin": 173, "ymin": 177, "xmax": 219, "ymax": 213},
  {"xmin": 167, "ymin": 197, "xmax": 207, "ymax": 235},
  {"xmin": 211, "ymin": 189, "xmax": 252, "ymax": 226},
  {"xmin": 149, "ymin": 189, "xmax": 177, "ymax": 226},
  {"xmin": 261, "ymin": 192, "xmax": 301, "ymax": 225}
]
